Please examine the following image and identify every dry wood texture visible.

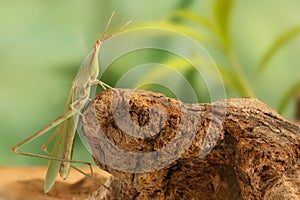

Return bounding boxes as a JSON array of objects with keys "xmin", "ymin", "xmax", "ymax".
[{"xmin": 82, "ymin": 88, "xmax": 300, "ymax": 200}]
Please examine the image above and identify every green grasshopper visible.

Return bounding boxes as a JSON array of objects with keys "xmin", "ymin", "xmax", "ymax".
[{"xmin": 11, "ymin": 11, "xmax": 129, "ymax": 193}]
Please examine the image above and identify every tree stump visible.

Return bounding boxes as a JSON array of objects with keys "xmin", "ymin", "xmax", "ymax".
[{"xmin": 82, "ymin": 88, "xmax": 300, "ymax": 200}]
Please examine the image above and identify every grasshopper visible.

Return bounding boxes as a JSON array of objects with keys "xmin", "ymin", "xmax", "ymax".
[{"xmin": 11, "ymin": 11, "xmax": 130, "ymax": 192}]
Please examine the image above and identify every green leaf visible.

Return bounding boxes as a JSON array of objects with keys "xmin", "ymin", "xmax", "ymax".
[
  {"xmin": 175, "ymin": 0, "xmax": 196, "ymax": 9},
  {"xmin": 257, "ymin": 26, "xmax": 300, "ymax": 73},
  {"xmin": 135, "ymin": 57, "xmax": 193, "ymax": 86},
  {"xmin": 171, "ymin": 10, "xmax": 216, "ymax": 33},
  {"xmin": 217, "ymin": 66, "xmax": 240, "ymax": 92},
  {"xmin": 213, "ymin": 0, "xmax": 234, "ymax": 42},
  {"xmin": 278, "ymin": 80, "xmax": 300, "ymax": 114},
  {"xmin": 211, "ymin": 63, "xmax": 252, "ymax": 97},
  {"xmin": 133, "ymin": 21, "xmax": 207, "ymax": 41},
  {"xmin": 214, "ymin": 0, "xmax": 254, "ymax": 97}
]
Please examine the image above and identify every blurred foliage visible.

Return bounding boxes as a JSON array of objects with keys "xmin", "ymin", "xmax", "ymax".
[
  {"xmin": 130, "ymin": 0, "xmax": 300, "ymax": 114},
  {"xmin": 1, "ymin": 0, "xmax": 299, "ymax": 166}
]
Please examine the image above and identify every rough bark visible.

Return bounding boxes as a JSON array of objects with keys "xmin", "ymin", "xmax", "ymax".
[{"xmin": 82, "ymin": 88, "xmax": 300, "ymax": 200}]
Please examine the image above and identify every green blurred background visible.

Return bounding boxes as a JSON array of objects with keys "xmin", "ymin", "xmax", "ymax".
[{"xmin": 1, "ymin": 0, "xmax": 300, "ymax": 166}]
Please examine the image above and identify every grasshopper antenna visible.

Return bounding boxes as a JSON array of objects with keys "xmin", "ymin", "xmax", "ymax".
[
  {"xmin": 103, "ymin": 19, "xmax": 132, "ymax": 42},
  {"xmin": 101, "ymin": 12, "xmax": 132, "ymax": 42},
  {"xmin": 100, "ymin": 11, "xmax": 116, "ymax": 42}
]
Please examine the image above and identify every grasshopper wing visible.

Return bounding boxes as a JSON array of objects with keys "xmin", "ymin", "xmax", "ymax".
[{"xmin": 44, "ymin": 115, "xmax": 74, "ymax": 193}]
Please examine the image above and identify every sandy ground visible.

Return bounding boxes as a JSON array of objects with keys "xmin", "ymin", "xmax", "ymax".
[{"xmin": 0, "ymin": 166, "xmax": 110, "ymax": 200}]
